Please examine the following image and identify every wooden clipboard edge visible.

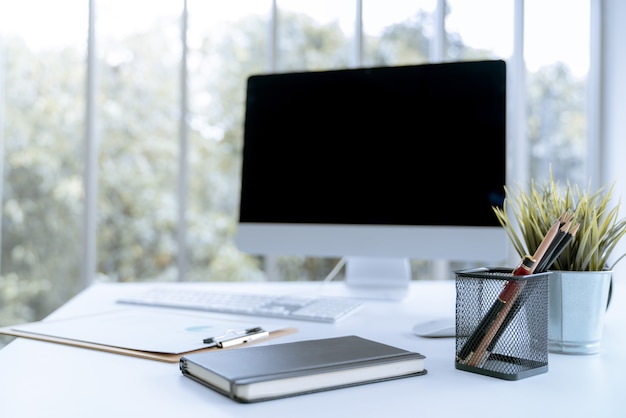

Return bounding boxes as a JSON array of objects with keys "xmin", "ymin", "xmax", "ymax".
[{"xmin": 0, "ymin": 326, "xmax": 298, "ymax": 363}]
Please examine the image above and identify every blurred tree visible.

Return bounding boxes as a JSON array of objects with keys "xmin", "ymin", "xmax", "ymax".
[
  {"xmin": 277, "ymin": 12, "xmax": 351, "ymax": 71},
  {"xmin": 0, "ymin": 8, "xmax": 587, "ymax": 352},
  {"xmin": 527, "ymin": 62, "xmax": 586, "ymax": 186},
  {"xmin": 1, "ymin": 39, "xmax": 84, "ymax": 325},
  {"xmin": 365, "ymin": 10, "xmax": 431, "ymax": 66},
  {"xmin": 96, "ymin": 23, "xmax": 181, "ymax": 282}
]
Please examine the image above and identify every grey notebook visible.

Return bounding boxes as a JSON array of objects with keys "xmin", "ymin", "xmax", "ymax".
[{"xmin": 179, "ymin": 335, "xmax": 426, "ymax": 403}]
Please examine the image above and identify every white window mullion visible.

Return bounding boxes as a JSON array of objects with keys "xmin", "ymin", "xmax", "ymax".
[
  {"xmin": 430, "ymin": 0, "xmax": 445, "ymax": 62},
  {"xmin": 81, "ymin": 0, "xmax": 98, "ymax": 289},
  {"xmin": 262, "ymin": 0, "xmax": 280, "ymax": 279},
  {"xmin": 599, "ymin": 0, "xmax": 626, "ymax": 281},
  {"xmin": 352, "ymin": 0, "xmax": 363, "ymax": 67},
  {"xmin": 267, "ymin": 0, "xmax": 278, "ymax": 73},
  {"xmin": 177, "ymin": 0, "xmax": 190, "ymax": 281},
  {"xmin": 508, "ymin": 0, "xmax": 528, "ymax": 189},
  {"xmin": 587, "ymin": 0, "xmax": 602, "ymax": 190}
]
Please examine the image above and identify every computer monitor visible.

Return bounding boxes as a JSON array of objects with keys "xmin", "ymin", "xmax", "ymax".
[{"xmin": 236, "ymin": 60, "xmax": 507, "ymax": 299}]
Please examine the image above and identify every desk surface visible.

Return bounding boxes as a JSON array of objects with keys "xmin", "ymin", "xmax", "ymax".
[{"xmin": 1, "ymin": 279, "xmax": 623, "ymax": 418}]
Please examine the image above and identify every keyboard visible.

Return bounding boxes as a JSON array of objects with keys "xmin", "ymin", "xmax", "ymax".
[{"xmin": 116, "ymin": 287, "xmax": 363, "ymax": 323}]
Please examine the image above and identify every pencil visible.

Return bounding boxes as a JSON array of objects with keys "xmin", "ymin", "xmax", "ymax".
[
  {"xmin": 466, "ymin": 280, "xmax": 526, "ymax": 367},
  {"xmin": 542, "ymin": 222, "xmax": 579, "ymax": 271},
  {"xmin": 481, "ymin": 279, "xmax": 540, "ymax": 363},
  {"xmin": 464, "ymin": 219, "xmax": 561, "ymax": 366},
  {"xmin": 456, "ymin": 255, "xmax": 535, "ymax": 363},
  {"xmin": 534, "ymin": 218, "xmax": 571, "ymax": 273},
  {"xmin": 477, "ymin": 218, "xmax": 581, "ymax": 364},
  {"xmin": 528, "ymin": 219, "xmax": 562, "ymax": 273}
]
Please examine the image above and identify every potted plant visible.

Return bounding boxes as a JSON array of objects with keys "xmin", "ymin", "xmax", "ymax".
[{"xmin": 492, "ymin": 173, "xmax": 626, "ymax": 355}]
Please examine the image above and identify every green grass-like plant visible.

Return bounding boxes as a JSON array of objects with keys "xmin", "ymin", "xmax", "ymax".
[{"xmin": 493, "ymin": 174, "xmax": 626, "ymax": 271}]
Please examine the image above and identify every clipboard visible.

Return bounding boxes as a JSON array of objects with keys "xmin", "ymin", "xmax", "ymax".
[{"xmin": 0, "ymin": 309, "xmax": 297, "ymax": 363}]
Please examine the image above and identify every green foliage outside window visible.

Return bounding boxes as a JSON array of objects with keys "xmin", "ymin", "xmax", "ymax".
[{"xmin": 0, "ymin": 9, "xmax": 586, "ymax": 351}]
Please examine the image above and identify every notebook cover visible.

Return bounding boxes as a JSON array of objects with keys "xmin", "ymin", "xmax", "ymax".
[{"xmin": 180, "ymin": 335, "xmax": 426, "ymax": 402}]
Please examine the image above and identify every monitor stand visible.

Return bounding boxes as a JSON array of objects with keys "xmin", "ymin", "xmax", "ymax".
[{"xmin": 338, "ymin": 256, "xmax": 411, "ymax": 300}]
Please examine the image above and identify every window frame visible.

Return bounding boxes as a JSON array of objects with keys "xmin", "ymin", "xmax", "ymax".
[{"xmin": 52, "ymin": 0, "xmax": 601, "ymax": 286}]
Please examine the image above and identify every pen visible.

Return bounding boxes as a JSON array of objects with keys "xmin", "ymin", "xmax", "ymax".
[
  {"xmin": 464, "ymin": 271, "xmax": 529, "ymax": 367},
  {"xmin": 456, "ymin": 255, "xmax": 535, "ymax": 363},
  {"xmin": 463, "ymin": 219, "xmax": 562, "ymax": 367},
  {"xmin": 475, "ymin": 218, "xmax": 580, "ymax": 366},
  {"xmin": 203, "ymin": 327, "xmax": 269, "ymax": 348},
  {"xmin": 480, "ymin": 276, "xmax": 541, "ymax": 364},
  {"xmin": 217, "ymin": 330, "xmax": 270, "ymax": 348}
]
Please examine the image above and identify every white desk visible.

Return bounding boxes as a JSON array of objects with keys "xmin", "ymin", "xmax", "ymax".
[{"xmin": 0, "ymin": 279, "xmax": 623, "ymax": 418}]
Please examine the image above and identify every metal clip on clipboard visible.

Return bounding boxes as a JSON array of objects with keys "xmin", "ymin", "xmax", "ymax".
[{"xmin": 202, "ymin": 327, "xmax": 269, "ymax": 348}]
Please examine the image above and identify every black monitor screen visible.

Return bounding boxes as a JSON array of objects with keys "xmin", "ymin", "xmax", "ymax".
[{"xmin": 239, "ymin": 60, "xmax": 506, "ymax": 228}]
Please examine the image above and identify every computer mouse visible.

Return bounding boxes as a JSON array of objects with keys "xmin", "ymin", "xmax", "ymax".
[{"xmin": 411, "ymin": 317, "xmax": 456, "ymax": 338}]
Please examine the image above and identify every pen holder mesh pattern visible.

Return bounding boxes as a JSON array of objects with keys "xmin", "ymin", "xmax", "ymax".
[{"xmin": 454, "ymin": 268, "xmax": 550, "ymax": 380}]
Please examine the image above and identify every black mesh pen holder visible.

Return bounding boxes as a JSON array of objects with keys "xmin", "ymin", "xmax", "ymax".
[{"xmin": 455, "ymin": 268, "xmax": 550, "ymax": 380}]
